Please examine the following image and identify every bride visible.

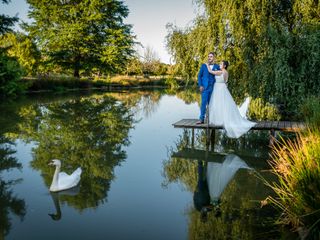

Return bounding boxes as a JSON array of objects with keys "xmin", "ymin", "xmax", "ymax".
[{"xmin": 206, "ymin": 60, "xmax": 256, "ymax": 138}]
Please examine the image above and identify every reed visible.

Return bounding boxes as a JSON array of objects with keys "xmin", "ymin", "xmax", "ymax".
[{"xmin": 266, "ymin": 128, "xmax": 320, "ymax": 239}]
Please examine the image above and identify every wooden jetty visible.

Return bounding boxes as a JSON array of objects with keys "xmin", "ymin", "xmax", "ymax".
[
  {"xmin": 173, "ymin": 119, "xmax": 305, "ymax": 132},
  {"xmin": 173, "ymin": 119, "xmax": 306, "ymax": 146}
]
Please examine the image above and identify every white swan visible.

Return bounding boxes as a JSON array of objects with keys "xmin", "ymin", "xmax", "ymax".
[{"xmin": 49, "ymin": 159, "xmax": 82, "ymax": 192}]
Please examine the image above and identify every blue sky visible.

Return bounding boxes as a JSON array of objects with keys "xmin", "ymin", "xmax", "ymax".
[{"xmin": 0, "ymin": 0, "xmax": 198, "ymax": 63}]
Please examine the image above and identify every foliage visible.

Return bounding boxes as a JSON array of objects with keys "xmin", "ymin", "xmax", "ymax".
[
  {"xmin": 0, "ymin": 0, "xmax": 25, "ymax": 97},
  {"xmin": 25, "ymin": 0, "xmax": 135, "ymax": 77},
  {"xmin": 124, "ymin": 56, "xmax": 143, "ymax": 76},
  {"xmin": 166, "ymin": 22, "xmax": 200, "ymax": 82},
  {"xmin": 0, "ymin": 32, "xmax": 40, "ymax": 76},
  {"xmin": 123, "ymin": 48, "xmax": 170, "ymax": 77},
  {"xmin": 0, "ymin": 49, "xmax": 25, "ymax": 97},
  {"xmin": 248, "ymin": 98, "xmax": 281, "ymax": 121},
  {"xmin": 166, "ymin": 0, "xmax": 320, "ymax": 114},
  {"xmin": 300, "ymin": 96, "xmax": 320, "ymax": 128},
  {"xmin": 165, "ymin": 77, "xmax": 180, "ymax": 89},
  {"xmin": 267, "ymin": 129, "xmax": 320, "ymax": 239}
]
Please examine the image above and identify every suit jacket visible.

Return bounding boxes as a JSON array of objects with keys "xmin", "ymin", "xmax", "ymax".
[{"xmin": 198, "ymin": 63, "xmax": 220, "ymax": 90}]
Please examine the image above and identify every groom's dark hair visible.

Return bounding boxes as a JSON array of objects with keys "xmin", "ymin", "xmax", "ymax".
[{"xmin": 208, "ymin": 52, "xmax": 215, "ymax": 56}]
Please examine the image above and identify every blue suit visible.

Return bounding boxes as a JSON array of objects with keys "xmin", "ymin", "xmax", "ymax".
[{"xmin": 198, "ymin": 63, "xmax": 220, "ymax": 121}]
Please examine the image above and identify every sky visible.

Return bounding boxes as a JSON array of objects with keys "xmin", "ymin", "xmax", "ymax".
[{"xmin": 0, "ymin": 0, "xmax": 198, "ymax": 64}]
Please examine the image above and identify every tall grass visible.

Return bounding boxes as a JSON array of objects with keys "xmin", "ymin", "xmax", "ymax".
[
  {"xmin": 267, "ymin": 128, "xmax": 320, "ymax": 239},
  {"xmin": 259, "ymin": 96, "xmax": 320, "ymax": 238}
]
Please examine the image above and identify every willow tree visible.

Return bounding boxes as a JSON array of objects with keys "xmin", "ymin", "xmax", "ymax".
[
  {"xmin": 167, "ymin": 0, "xmax": 320, "ymax": 114},
  {"xmin": 25, "ymin": 0, "xmax": 135, "ymax": 77}
]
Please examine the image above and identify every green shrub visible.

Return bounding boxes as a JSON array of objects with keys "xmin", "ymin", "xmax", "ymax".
[
  {"xmin": 300, "ymin": 96, "xmax": 320, "ymax": 128},
  {"xmin": 0, "ymin": 50, "xmax": 25, "ymax": 97},
  {"xmin": 248, "ymin": 98, "xmax": 281, "ymax": 121}
]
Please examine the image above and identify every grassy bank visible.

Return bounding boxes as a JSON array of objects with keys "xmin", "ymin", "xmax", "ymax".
[{"xmin": 22, "ymin": 75, "xmax": 186, "ymax": 92}]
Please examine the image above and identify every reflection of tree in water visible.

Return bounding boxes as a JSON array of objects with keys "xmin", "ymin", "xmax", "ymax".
[
  {"xmin": 136, "ymin": 91, "xmax": 162, "ymax": 118},
  {"xmin": 162, "ymin": 129, "xmax": 198, "ymax": 191},
  {"xmin": 16, "ymin": 95, "xmax": 135, "ymax": 210},
  {"xmin": 102, "ymin": 90, "xmax": 163, "ymax": 119},
  {"xmin": 162, "ymin": 131, "xmax": 287, "ymax": 239},
  {"xmin": 0, "ymin": 136, "xmax": 26, "ymax": 239},
  {"xmin": 187, "ymin": 168, "xmax": 288, "ymax": 240},
  {"xmin": 174, "ymin": 89, "xmax": 200, "ymax": 105}
]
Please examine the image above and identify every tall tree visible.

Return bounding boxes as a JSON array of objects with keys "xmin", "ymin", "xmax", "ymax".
[{"xmin": 25, "ymin": 0, "xmax": 135, "ymax": 77}]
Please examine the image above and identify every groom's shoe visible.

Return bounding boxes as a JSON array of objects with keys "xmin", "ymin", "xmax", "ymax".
[{"xmin": 196, "ymin": 120, "xmax": 204, "ymax": 124}]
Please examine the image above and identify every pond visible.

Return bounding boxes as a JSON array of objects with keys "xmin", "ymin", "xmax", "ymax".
[{"xmin": 0, "ymin": 90, "xmax": 292, "ymax": 239}]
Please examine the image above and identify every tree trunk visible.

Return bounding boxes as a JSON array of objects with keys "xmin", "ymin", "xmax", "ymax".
[
  {"xmin": 73, "ymin": 57, "xmax": 80, "ymax": 78},
  {"xmin": 74, "ymin": 69, "xmax": 80, "ymax": 78}
]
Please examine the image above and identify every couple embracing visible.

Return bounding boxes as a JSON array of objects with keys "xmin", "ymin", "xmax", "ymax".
[{"xmin": 197, "ymin": 52, "xmax": 256, "ymax": 138}]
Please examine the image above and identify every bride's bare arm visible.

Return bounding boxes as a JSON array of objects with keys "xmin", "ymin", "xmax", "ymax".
[
  {"xmin": 205, "ymin": 63, "xmax": 223, "ymax": 75},
  {"xmin": 223, "ymin": 71, "xmax": 229, "ymax": 83}
]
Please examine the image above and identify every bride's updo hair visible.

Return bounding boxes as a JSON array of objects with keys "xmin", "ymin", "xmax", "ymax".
[{"xmin": 223, "ymin": 60, "xmax": 229, "ymax": 69}]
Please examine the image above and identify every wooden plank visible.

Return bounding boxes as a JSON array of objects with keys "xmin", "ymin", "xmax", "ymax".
[
  {"xmin": 265, "ymin": 121, "xmax": 272, "ymax": 129},
  {"xmin": 282, "ymin": 121, "xmax": 289, "ymax": 130},
  {"xmin": 190, "ymin": 119, "xmax": 198, "ymax": 125},
  {"xmin": 255, "ymin": 121, "xmax": 270, "ymax": 130},
  {"xmin": 173, "ymin": 119, "xmax": 305, "ymax": 132},
  {"xmin": 291, "ymin": 121, "xmax": 299, "ymax": 130},
  {"xmin": 284, "ymin": 121, "xmax": 291, "ymax": 130},
  {"xmin": 183, "ymin": 119, "xmax": 194, "ymax": 127},
  {"xmin": 184, "ymin": 119, "xmax": 194, "ymax": 126},
  {"xmin": 271, "ymin": 121, "xmax": 279, "ymax": 129},
  {"xmin": 289, "ymin": 121, "xmax": 296, "ymax": 131},
  {"xmin": 173, "ymin": 119, "xmax": 185, "ymax": 126},
  {"xmin": 298, "ymin": 122, "xmax": 306, "ymax": 130},
  {"xmin": 278, "ymin": 121, "xmax": 286, "ymax": 130},
  {"xmin": 253, "ymin": 121, "xmax": 264, "ymax": 129},
  {"xmin": 177, "ymin": 119, "xmax": 189, "ymax": 127}
]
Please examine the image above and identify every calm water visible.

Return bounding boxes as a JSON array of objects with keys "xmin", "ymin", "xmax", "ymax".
[{"xmin": 0, "ymin": 90, "xmax": 286, "ymax": 239}]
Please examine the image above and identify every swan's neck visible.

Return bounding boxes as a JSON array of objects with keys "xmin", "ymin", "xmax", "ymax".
[{"xmin": 50, "ymin": 165, "xmax": 60, "ymax": 191}]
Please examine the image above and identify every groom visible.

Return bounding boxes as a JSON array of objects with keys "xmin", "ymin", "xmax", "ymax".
[{"xmin": 196, "ymin": 52, "xmax": 220, "ymax": 124}]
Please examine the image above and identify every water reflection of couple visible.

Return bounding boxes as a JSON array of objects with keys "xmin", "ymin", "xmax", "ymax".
[
  {"xmin": 193, "ymin": 154, "xmax": 251, "ymax": 221},
  {"xmin": 197, "ymin": 52, "xmax": 256, "ymax": 138}
]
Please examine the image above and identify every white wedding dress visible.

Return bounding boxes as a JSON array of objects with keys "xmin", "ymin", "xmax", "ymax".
[
  {"xmin": 208, "ymin": 74, "xmax": 256, "ymax": 138},
  {"xmin": 206, "ymin": 154, "xmax": 251, "ymax": 203}
]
